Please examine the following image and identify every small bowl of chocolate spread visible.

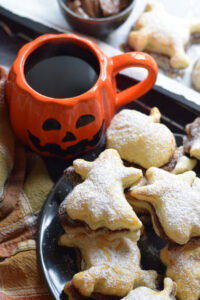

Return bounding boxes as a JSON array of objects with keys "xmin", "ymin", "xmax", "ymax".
[{"xmin": 58, "ymin": 0, "xmax": 135, "ymax": 37}]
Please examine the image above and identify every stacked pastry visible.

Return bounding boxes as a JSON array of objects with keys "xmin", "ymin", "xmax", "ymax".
[
  {"xmin": 107, "ymin": 108, "xmax": 200, "ymax": 300},
  {"xmin": 59, "ymin": 107, "xmax": 200, "ymax": 300},
  {"xmin": 58, "ymin": 148, "xmax": 158, "ymax": 299}
]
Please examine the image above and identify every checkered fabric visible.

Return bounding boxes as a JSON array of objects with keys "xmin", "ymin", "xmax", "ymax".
[{"xmin": 0, "ymin": 66, "xmax": 53, "ymax": 299}]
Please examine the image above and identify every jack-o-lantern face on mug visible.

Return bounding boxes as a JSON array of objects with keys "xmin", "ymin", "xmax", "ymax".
[
  {"xmin": 6, "ymin": 33, "xmax": 157, "ymax": 159},
  {"xmin": 28, "ymin": 114, "xmax": 104, "ymax": 158}
]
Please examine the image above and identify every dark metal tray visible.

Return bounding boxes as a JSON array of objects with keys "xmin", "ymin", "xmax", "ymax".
[{"xmin": 0, "ymin": 5, "xmax": 200, "ymax": 116}]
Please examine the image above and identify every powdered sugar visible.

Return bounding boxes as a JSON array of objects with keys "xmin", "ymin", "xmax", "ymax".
[
  {"xmin": 161, "ymin": 239, "xmax": 200, "ymax": 300},
  {"xmin": 131, "ymin": 167, "xmax": 200, "ymax": 244},
  {"xmin": 106, "ymin": 109, "xmax": 175, "ymax": 169},
  {"xmin": 66, "ymin": 149, "xmax": 142, "ymax": 231},
  {"xmin": 122, "ymin": 278, "xmax": 175, "ymax": 299},
  {"xmin": 128, "ymin": 1, "xmax": 200, "ymax": 69},
  {"xmin": 60, "ymin": 232, "xmax": 157, "ymax": 297}
]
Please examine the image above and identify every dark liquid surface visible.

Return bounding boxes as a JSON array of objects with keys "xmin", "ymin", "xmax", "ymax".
[{"xmin": 24, "ymin": 42, "xmax": 99, "ymax": 98}]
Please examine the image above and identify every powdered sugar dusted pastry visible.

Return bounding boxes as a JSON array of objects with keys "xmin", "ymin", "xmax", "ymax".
[
  {"xmin": 162, "ymin": 146, "xmax": 197, "ymax": 174},
  {"xmin": 128, "ymin": 1, "xmax": 200, "ymax": 70},
  {"xmin": 192, "ymin": 59, "xmax": 200, "ymax": 91},
  {"xmin": 161, "ymin": 239, "xmax": 200, "ymax": 300},
  {"xmin": 126, "ymin": 152, "xmax": 197, "ymax": 223},
  {"xmin": 184, "ymin": 117, "xmax": 200, "ymax": 159},
  {"xmin": 129, "ymin": 167, "xmax": 200, "ymax": 244},
  {"xmin": 65, "ymin": 149, "xmax": 143, "ymax": 233},
  {"xmin": 59, "ymin": 231, "xmax": 157, "ymax": 298},
  {"xmin": 106, "ymin": 108, "xmax": 175, "ymax": 169},
  {"xmin": 170, "ymin": 155, "xmax": 197, "ymax": 174},
  {"xmin": 121, "ymin": 278, "xmax": 176, "ymax": 300}
]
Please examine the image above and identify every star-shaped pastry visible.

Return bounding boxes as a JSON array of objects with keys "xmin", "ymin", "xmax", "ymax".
[
  {"xmin": 66, "ymin": 149, "xmax": 143, "ymax": 233},
  {"xmin": 184, "ymin": 117, "xmax": 200, "ymax": 159},
  {"xmin": 128, "ymin": 1, "xmax": 200, "ymax": 69},
  {"xmin": 59, "ymin": 231, "xmax": 157, "ymax": 298},
  {"xmin": 121, "ymin": 278, "xmax": 176, "ymax": 300},
  {"xmin": 129, "ymin": 167, "xmax": 200, "ymax": 244},
  {"xmin": 161, "ymin": 239, "xmax": 200, "ymax": 300}
]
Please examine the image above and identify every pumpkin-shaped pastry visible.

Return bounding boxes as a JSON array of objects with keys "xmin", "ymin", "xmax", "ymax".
[{"xmin": 106, "ymin": 108, "xmax": 175, "ymax": 169}]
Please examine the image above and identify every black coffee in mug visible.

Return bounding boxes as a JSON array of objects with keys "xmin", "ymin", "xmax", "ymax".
[{"xmin": 24, "ymin": 42, "xmax": 99, "ymax": 98}]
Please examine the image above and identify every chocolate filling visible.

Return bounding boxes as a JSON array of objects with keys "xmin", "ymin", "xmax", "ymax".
[
  {"xmin": 183, "ymin": 117, "xmax": 200, "ymax": 153},
  {"xmin": 123, "ymin": 147, "xmax": 177, "ymax": 172},
  {"xmin": 65, "ymin": 281, "xmax": 120, "ymax": 300},
  {"xmin": 170, "ymin": 283, "xmax": 177, "ymax": 300},
  {"xmin": 64, "ymin": 166, "xmax": 83, "ymax": 188},
  {"xmin": 189, "ymin": 32, "xmax": 200, "ymax": 45},
  {"xmin": 59, "ymin": 195, "xmax": 133, "ymax": 237},
  {"xmin": 123, "ymin": 159, "xmax": 145, "ymax": 173},
  {"xmin": 183, "ymin": 135, "xmax": 191, "ymax": 153},
  {"xmin": 128, "ymin": 196, "xmax": 176, "ymax": 244},
  {"xmin": 162, "ymin": 146, "xmax": 184, "ymax": 172},
  {"xmin": 60, "ymin": 166, "xmax": 139, "ymax": 235},
  {"xmin": 65, "ymin": 279, "xmax": 176, "ymax": 300}
]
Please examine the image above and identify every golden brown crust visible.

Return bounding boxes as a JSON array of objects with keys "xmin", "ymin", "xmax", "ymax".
[
  {"xmin": 64, "ymin": 281, "xmax": 120, "ymax": 300},
  {"xmin": 65, "ymin": 149, "xmax": 142, "ymax": 232},
  {"xmin": 59, "ymin": 231, "xmax": 157, "ymax": 298},
  {"xmin": 121, "ymin": 278, "xmax": 176, "ymax": 300},
  {"xmin": 128, "ymin": 1, "xmax": 200, "ymax": 70},
  {"xmin": 161, "ymin": 239, "xmax": 200, "ymax": 300},
  {"xmin": 106, "ymin": 108, "xmax": 175, "ymax": 169},
  {"xmin": 130, "ymin": 167, "xmax": 200, "ymax": 244}
]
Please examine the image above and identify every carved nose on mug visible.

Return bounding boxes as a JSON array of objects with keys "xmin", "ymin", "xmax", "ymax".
[{"xmin": 62, "ymin": 132, "xmax": 77, "ymax": 142}]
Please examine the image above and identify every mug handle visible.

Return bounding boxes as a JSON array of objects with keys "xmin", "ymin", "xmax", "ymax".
[{"xmin": 111, "ymin": 52, "xmax": 158, "ymax": 110}]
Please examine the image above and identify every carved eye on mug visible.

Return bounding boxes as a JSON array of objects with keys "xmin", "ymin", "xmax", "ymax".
[
  {"xmin": 76, "ymin": 115, "xmax": 95, "ymax": 128},
  {"xmin": 27, "ymin": 113, "xmax": 102, "ymax": 157},
  {"xmin": 42, "ymin": 118, "xmax": 61, "ymax": 130}
]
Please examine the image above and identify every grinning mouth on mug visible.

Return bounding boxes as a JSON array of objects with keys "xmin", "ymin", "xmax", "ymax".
[{"xmin": 27, "ymin": 121, "xmax": 104, "ymax": 157}]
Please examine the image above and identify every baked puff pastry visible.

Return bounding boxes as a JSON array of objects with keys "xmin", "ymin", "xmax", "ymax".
[
  {"xmin": 184, "ymin": 117, "xmax": 200, "ymax": 159},
  {"xmin": 162, "ymin": 146, "xmax": 197, "ymax": 174},
  {"xmin": 161, "ymin": 239, "xmax": 200, "ymax": 300},
  {"xmin": 192, "ymin": 59, "xmax": 200, "ymax": 91},
  {"xmin": 121, "ymin": 278, "xmax": 176, "ymax": 300},
  {"xmin": 128, "ymin": 167, "xmax": 200, "ymax": 244},
  {"xmin": 106, "ymin": 108, "xmax": 175, "ymax": 169},
  {"xmin": 128, "ymin": 1, "xmax": 200, "ymax": 70},
  {"xmin": 65, "ymin": 149, "xmax": 143, "ymax": 234},
  {"xmin": 59, "ymin": 232, "xmax": 157, "ymax": 299}
]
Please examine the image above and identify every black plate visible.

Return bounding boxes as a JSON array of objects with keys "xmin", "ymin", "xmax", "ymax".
[
  {"xmin": 38, "ymin": 134, "xmax": 197, "ymax": 299},
  {"xmin": 37, "ymin": 143, "xmax": 106, "ymax": 299},
  {"xmin": 38, "ymin": 175, "xmax": 74, "ymax": 300}
]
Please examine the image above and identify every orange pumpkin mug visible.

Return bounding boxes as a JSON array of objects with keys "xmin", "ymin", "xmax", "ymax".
[{"xmin": 6, "ymin": 33, "xmax": 158, "ymax": 158}]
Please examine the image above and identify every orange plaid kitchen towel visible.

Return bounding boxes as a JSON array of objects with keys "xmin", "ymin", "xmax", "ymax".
[{"xmin": 0, "ymin": 66, "xmax": 54, "ymax": 299}]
